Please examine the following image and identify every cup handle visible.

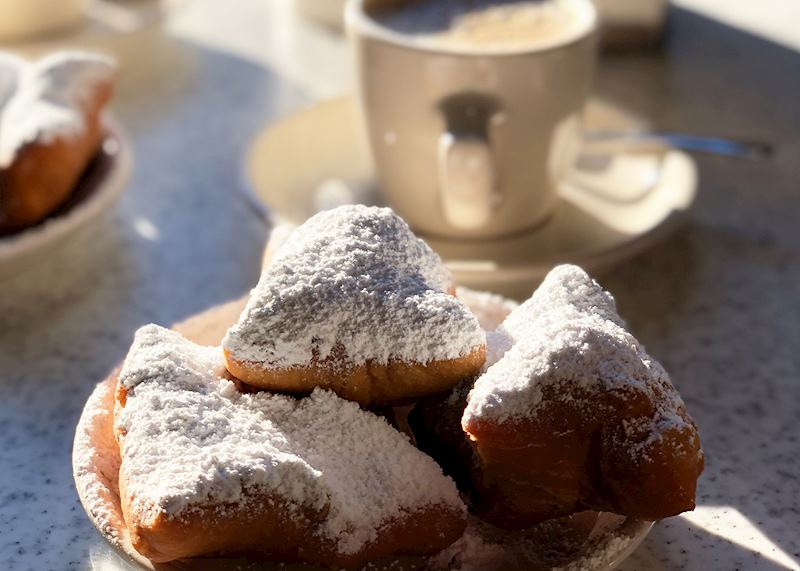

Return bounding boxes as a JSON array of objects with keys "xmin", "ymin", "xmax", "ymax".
[{"xmin": 437, "ymin": 131, "xmax": 497, "ymax": 230}]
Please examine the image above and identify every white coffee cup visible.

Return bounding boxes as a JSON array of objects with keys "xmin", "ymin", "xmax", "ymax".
[{"xmin": 347, "ymin": 0, "xmax": 597, "ymax": 239}]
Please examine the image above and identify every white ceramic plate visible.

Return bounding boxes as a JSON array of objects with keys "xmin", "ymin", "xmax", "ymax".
[
  {"xmin": 0, "ymin": 119, "xmax": 132, "ymax": 280},
  {"xmin": 243, "ymin": 97, "xmax": 697, "ymax": 300},
  {"xmin": 73, "ymin": 294, "xmax": 652, "ymax": 571}
]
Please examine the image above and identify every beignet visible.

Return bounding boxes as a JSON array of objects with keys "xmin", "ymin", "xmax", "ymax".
[
  {"xmin": 114, "ymin": 325, "xmax": 466, "ymax": 566},
  {"xmin": 0, "ymin": 51, "xmax": 115, "ymax": 233},
  {"xmin": 223, "ymin": 205, "xmax": 486, "ymax": 406},
  {"xmin": 413, "ymin": 265, "xmax": 704, "ymax": 527}
]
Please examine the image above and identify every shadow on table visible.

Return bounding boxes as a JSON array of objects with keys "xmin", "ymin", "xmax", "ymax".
[
  {"xmin": 620, "ymin": 517, "xmax": 797, "ymax": 571},
  {"xmin": 597, "ymin": 7, "xmax": 800, "ymax": 143},
  {"xmin": 603, "ymin": 220, "xmax": 800, "ymax": 570},
  {"xmin": 594, "ymin": 7, "xmax": 800, "ymax": 568}
]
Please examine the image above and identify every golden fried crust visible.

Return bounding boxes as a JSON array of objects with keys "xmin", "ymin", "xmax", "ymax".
[
  {"xmin": 0, "ymin": 80, "xmax": 113, "ymax": 233},
  {"xmin": 119, "ymin": 477, "xmax": 317, "ymax": 564},
  {"xmin": 224, "ymin": 345, "xmax": 486, "ymax": 407},
  {"xmin": 414, "ymin": 379, "xmax": 703, "ymax": 528},
  {"xmin": 463, "ymin": 382, "xmax": 704, "ymax": 527},
  {"xmin": 597, "ymin": 417, "xmax": 703, "ymax": 519},
  {"xmin": 120, "ymin": 475, "xmax": 465, "ymax": 567}
]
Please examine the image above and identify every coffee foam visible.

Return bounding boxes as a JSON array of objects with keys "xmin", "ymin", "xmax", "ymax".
[{"xmin": 366, "ymin": 0, "xmax": 594, "ymax": 52}]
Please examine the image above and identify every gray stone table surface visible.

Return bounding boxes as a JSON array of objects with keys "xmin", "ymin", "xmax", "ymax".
[{"xmin": 0, "ymin": 1, "xmax": 798, "ymax": 570}]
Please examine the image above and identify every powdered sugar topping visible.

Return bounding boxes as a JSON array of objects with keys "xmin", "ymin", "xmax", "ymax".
[
  {"xmin": 428, "ymin": 514, "xmax": 648, "ymax": 571},
  {"xmin": 117, "ymin": 324, "xmax": 465, "ymax": 554},
  {"xmin": 464, "ymin": 265, "xmax": 686, "ymax": 425},
  {"xmin": 455, "ymin": 286, "xmax": 518, "ymax": 370},
  {"xmin": 0, "ymin": 51, "xmax": 115, "ymax": 168},
  {"xmin": 500, "ymin": 264, "xmax": 622, "ymax": 342},
  {"xmin": 72, "ymin": 378, "xmax": 125, "ymax": 547},
  {"xmin": 223, "ymin": 205, "xmax": 485, "ymax": 368},
  {"xmin": 455, "ymin": 287, "xmax": 518, "ymax": 331}
]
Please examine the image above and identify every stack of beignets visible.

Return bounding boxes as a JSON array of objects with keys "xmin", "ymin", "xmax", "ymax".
[
  {"xmin": 112, "ymin": 206, "xmax": 486, "ymax": 565},
  {"xmin": 412, "ymin": 265, "xmax": 704, "ymax": 528},
  {"xmin": 109, "ymin": 207, "xmax": 703, "ymax": 567},
  {"xmin": 0, "ymin": 51, "xmax": 115, "ymax": 233}
]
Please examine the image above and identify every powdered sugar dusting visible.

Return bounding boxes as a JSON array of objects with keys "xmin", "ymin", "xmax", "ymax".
[
  {"xmin": 223, "ymin": 205, "xmax": 485, "ymax": 368},
  {"xmin": 0, "ymin": 51, "xmax": 115, "ymax": 168},
  {"xmin": 499, "ymin": 264, "xmax": 622, "ymax": 351},
  {"xmin": 455, "ymin": 287, "xmax": 518, "ymax": 331},
  {"xmin": 72, "ymin": 378, "xmax": 124, "ymax": 547},
  {"xmin": 465, "ymin": 264, "xmax": 685, "ymax": 426},
  {"xmin": 552, "ymin": 531, "xmax": 640, "ymax": 571},
  {"xmin": 117, "ymin": 324, "xmax": 465, "ymax": 554},
  {"xmin": 456, "ymin": 287, "xmax": 518, "ymax": 370},
  {"xmin": 478, "ymin": 265, "xmax": 621, "ymax": 368},
  {"xmin": 430, "ymin": 521, "xmax": 507, "ymax": 571},
  {"xmin": 429, "ymin": 513, "xmax": 648, "ymax": 571}
]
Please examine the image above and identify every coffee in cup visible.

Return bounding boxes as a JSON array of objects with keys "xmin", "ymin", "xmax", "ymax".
[{"xmin": 371, "ymin": 0, "xmax": 587, "ymax": 51}]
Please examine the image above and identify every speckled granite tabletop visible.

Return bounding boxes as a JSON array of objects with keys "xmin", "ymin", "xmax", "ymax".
[{"xmin": 0, "ymin": 1, "xmax": 798, "ymax": 570}]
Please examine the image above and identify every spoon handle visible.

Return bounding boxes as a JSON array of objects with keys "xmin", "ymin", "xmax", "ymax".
[{"xmin": 583, "ymin": 131, "xmax": 773, "ymax": 160}]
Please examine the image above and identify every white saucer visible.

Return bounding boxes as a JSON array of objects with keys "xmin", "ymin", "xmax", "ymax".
[
  {"xmin": 0, "ymin": 119, "xmax": 132, "ymax": 280},
  {"xmin": 244, "ymin": 97, "xmax": 697, "ymax": 299}
]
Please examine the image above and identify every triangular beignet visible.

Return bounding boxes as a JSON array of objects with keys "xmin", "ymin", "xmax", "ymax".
[
  {"xmin": 115, "ymin": 325, "xmax": 466, "ymax": 566},
  {"xmin": 223, "ymin": 205, "xmax": 486, "ymax": 406}
]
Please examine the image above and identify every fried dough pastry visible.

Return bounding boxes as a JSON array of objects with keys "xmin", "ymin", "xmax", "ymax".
[
  {"xmin": 413, "ymin": 265, "xmax": 704, "ymax": 528},
  {"xmin": 114, "ymin": 325, "xmax": 466, "ymax": 566},
  {"xmin": 223, "ymin": 205, "xmax": 486, "ymax": 406},
  {"xmin": 0, "ymin": 51, "xmax": 115, "ymax": 233}
]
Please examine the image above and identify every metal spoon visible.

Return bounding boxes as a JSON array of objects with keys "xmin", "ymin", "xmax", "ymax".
[{"xmin": 583, "ymin": 130, "xmax": 773, "ymax": 160}]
